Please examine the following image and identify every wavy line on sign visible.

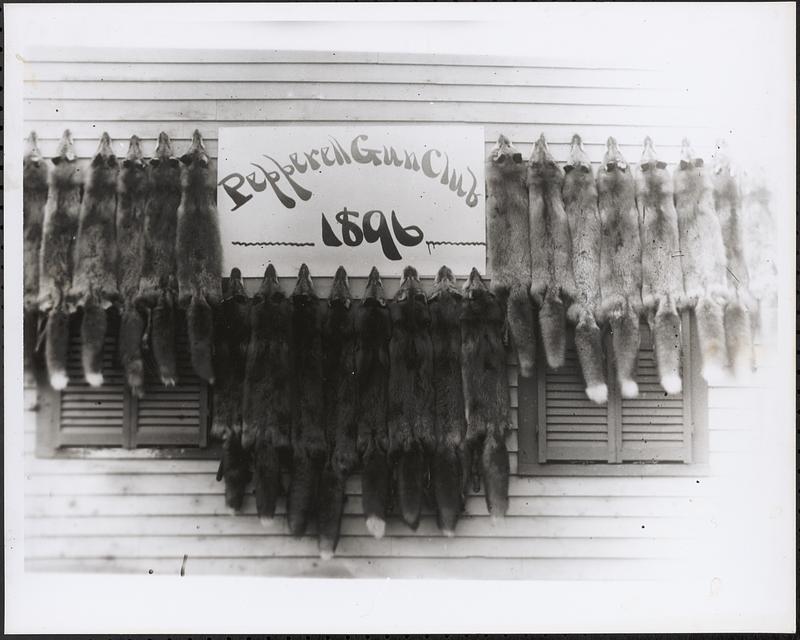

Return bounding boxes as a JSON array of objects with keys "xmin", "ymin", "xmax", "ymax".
[
  {"xmin": 231, "ymin": 241, "xmax": 316, "ymax": 247},
  {"xmin": 425, "ymin": 240, "xmax": 487, "ymax": 254}
]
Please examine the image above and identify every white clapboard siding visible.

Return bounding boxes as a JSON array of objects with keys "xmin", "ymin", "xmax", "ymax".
[{"xmin": 22, "ymin": 47, "xmax": 756, "ymax": 580}]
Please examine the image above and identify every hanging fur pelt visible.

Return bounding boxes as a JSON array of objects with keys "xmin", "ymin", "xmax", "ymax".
[
  {"xmin": 23, "ymin": 132, "xmax": 49, "ymax": 388},
  {"xmin": 318, "ymin": 266, "xmax": 358, "ymax": 559},
  {"xmin": 388, "ymin": 265, "xmax": 435, "ymax": 531},
  {"xmin": 711, "ymin": 141, "xmax": 755, "ymax": 377},
  {"xmin": 460, "ymin": 268, "xmax": 510, "ymax": 521},
  {"xmin": 137, "ymin": 132, "xmax": 182, "ymax": 386},
  {"xmin": 673, "ymin": 139, "xmax": 730, "ymax": 383},
  {"xmin": 355, "ymin": 266, "xmax": 392, "ymax": 539},
  {"xmin": 39, "ymin": 130, "xmax": 82, "ymax": 390},
  {"xmin": 596, "ymin": 137, "xmax": 642, "ymax": 398},
  {"xmin": 215, "ymin": 426, "xmax": 252, "ymax": 514},
  {"xmin": 528, "ymin": 133, "xmax": 578, "ymax": 370},
  {"xmin": 561, "ymin": 135, "xmax": 608, "ymax": 404},
  {"xmin": 241, "ymin": 264, "xmax": 292, "ymax": 523},
  {"xmin": 634, "ymin": 137, "xmax": 685, "ymax": 395},
  {"xmin": 428, "ymin": 265, "xmax": 467, "ymax": 537},
  {"xmin": 116, "ymin": 135, "xmax": 149, "ymax": 397},
  {"xmin": 485, "ymin": 135, "xmax": 536, "ymax": 377},
  {"xmin": 176, "ymin": 129, "xmax": 223, "ymax": 383},
  {"xmin": 69, "ymin": 132, "xmax": 120, "ymax": 387},
  {"xmin": 288, "ymin": 263, "xmax": 326, "ymax": 537}
]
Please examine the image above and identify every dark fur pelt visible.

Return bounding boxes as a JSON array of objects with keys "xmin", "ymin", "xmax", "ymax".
[
  {"xmin": 528, "ymin": 134, "xmax": 578, "ymax": 370},
  {"xmin": 596, "ymin": 137, "xmax": 642, "ymax": 399},
  {"xmin": 241, "ymin": 265, "xmax": 292, "ymax": 523},
  {"xmin": 39, "ymin": 131, "xmax": 82, "ymax": 390},
  {"xmin": 318, "ymin": 266, "xmax": 357, "ymax": 559},
  {"xmin": 388, "ymin": 266, "xmax": 435, "ymax": 531},
  {"xmin": 485, "ymin": 135, "xmax": 536, "ymax": 377},
  {"xmin": 216, "ymin": 428, "xmax": 252, "ymax": 513},
  {"xmin": 428, "ymin": 266, "xmax": 467, "ymax": 536},
  {"xmin": 175, "ymin": 130, "xmax": 222, "ymax": 383},
  {"xmin": 288, "ymin": 264, "xmax": 326, "ymax": 537},
  {"xmin": 355, "ymin": 266, "xmax": 392, "ymax": 539},
  {"xmin": 562, "ymin": 135, "xmax": 607, "ymax": 404},
  {"xmin": 460, "ymin": 268, "xmax": 510, "ymax": 520},
  {"xmin": 634, "ymin": 137, "xmax": 685, "ymax": 395}
]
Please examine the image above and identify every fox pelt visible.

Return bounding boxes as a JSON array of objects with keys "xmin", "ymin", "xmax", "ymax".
[
  {"xmin": 116, "ymin": 135, "xmax": 149, "ymax": 397},
  {"xmin": 241, "ymin": 264, "xmax": 292, "ymax": 524},
  {"xmin": 136, "ymin": 132, "xmax": 182, "ymax": 386},
  {"xmin": 318, "ymin": 266, "xmax": 358, "ymax": 559},
  {"xmin": 485, "ymin": 134, "xmax": 537, "ymax": 377},
  {"xmin": 460, "ymin": 268, "xmax": 510, "ymax": 521},
  {"xmin": 528, "ymin": 133, "xmax": 578, "ymax": 371},
  {"xmin": 596, "ymin": 137, "xmax": 642, "ymax": 399},
  {"xmin": 355, "ymin": 266, "xmax": 392, "ymax": 539},
  {"xmin": 176, "ymin": 130, "xmax": 223, "ymax": 383},
  {"xmin": 287, "ymin": 264, "xmax": 326, "ymax": 538},
  {"xmin": 216, "ymin": 427, "xmax": 252, "ymax": 514},
  {"xmin": 388, "ymin": 265, "xmax": 435, "ymax": 531},
  {"xmin": 634, "ymin": 137, "xmax": 685, "ymax": 395},
  {"xmin": 428, "ymin": 265, "xmax": 467, "ymax": 537},
  {"xmin": 673, "ymin": 139, "xmax": 730, "ymax": 383},
  {"xmin": 39, "ymin": 130, "xmax": 82, "ymax": 390},
  {"xmin": 561, "ymin": 135, "xmax": 608, "ymax": 404}
]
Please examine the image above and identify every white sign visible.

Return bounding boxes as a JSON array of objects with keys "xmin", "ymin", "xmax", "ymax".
[{"xmin": 217, "ymin": 125, "xmax": 486, "ymax": 278}]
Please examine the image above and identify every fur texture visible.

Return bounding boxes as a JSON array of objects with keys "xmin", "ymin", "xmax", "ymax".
[
  {"xmin": 242, "ymin": 265, "xmax": 292, "ymax": 522},
  {"xmin": 216, "ymin": 427, "xmax": 252, "ymax": 513},
  {"xmin": 596, "ymin": 137, "xmax": 642, "ymax": 397},
  {"xmin": 635, "ymin": 137, "xmax": 685, "ymax": 394},
  {"xmin": 150, "ymin": 275, "xmax": 177, "ymax": 387},
  {"xmin": 355, "ymin": 267, "xmax": 392, "ymax": 538},
  {"xmin": 176, "ymin": 130, "xmax": 222, "ymax": 383},
  {"xmin": 388, "ymin": 266, "xmax": 435, "ymax": 531},
  {"xmin": 528, "ymin": 134, "xmax": 578, "ymax": 370},
  {"xmin": 288, "ymin": 264, "xmax": 326, "ymax": 537},
  {"xmin": 318, "ymin": 266, "xmax": 357, "ymax": 558},
  {"xmin": 460, "ymin": 268, "xmax": 511, "ymax": 520},
  {"xmin": 428, "ymin": 266, "xmax": 467, "ymax": 536},
  {"xmin": 562, "ymin": 135, "xmax": 608, "ymax": 404},
  {"xmin": 485, "ymin": 135, "xmax": 536, "ymax": 377}
]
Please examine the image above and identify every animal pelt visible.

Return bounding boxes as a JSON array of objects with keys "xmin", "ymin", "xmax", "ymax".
[
  {"xmin": 215, "ymin": 428, "xmax": 252, "ymax": 513},
  {"xmin": 528, "ymin": 133, "xmax": 578, "ymax": 370},
  {"xmin": 116, "ymin": 135, "xmax": 149, "ymax": 397},
  {"xmin": 485, "ymin": 134, "xmax": 536, "ymax": 377},
  {"xmin": 211, "ymin": 268, "xmax": 251, "ymax": 441},
  {"xmin": 388, "ymin": 265, "xmax": 435, "ymax": 531},
  {"xmin": 634, "ymin": 137, "xmax": 685, "ymax": 395},
  {"xmin": 176, "ymin": 130, "xmax": 223, "ymax": 383},
  {"xmin": 460, "ymin": 268, "xmax": 510, "ymax": 521},
  {"xmin": 428, "ymin": 265, "xmax": 467, "ymax": 536},
  {"xmin": 288, "ymin": 263, "xmax": 326, "ymax": 537},
  {"xmin": 39, "ymin": 130, "xmax": 82, "ymax": 390},
  {"xmin": 596, "ymin": 137, "xmax": 642, "ymax": 398},
  {"xmin": 241, "ymin": 265, "xmax": 292, "ymax": 523},
  {"xmin": 355, "ymin": 266, "xmax": 392, "ymax": 539},
  {"xmin": 318, "ymin": 266, "xmax": 357, "ymax": 559},
  {"xmin": 137, "ymin": 132, "xmax": 182, "ymax": 385},
  {"xmin": 673, "ymin": 139, "xmax": 730, "ymax": 382},
  {"xmin": 561, "ymin": 135, "xmax": 607, "ymax": 404}
]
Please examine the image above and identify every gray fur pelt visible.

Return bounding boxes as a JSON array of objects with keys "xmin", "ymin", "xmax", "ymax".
[
  {"xmin": 528, "ymin": 133, "xmax": 578, "ymax": 370},
  {"xmin": 596, "ymin": 137, "xmax": 642, "ymax": 398},
  {"xmin": 485, "ymin": 135, "xmax": 536, "ymax": 377},
  {"xmin": 561, "ymin": 135, "xmax": 607, "ymax": 404},
  {"xmin": 634, "ymin": 137, "xmax": 685, "ymax": 395}
]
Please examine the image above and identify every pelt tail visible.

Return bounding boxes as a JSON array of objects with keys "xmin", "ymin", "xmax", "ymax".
[
  {"xmin": 187, "ymin": 294, "xmax": 215, "ymax": 384},
  {"xmin": 360, "ymin": 440, "xmax": 390, "ymax": 538},
  {"xmin": 574, "ymin": 312, "xmax": 607, "ymax": 404},
  {"xmin": 724, "ymin": 297, "xmax": 753, "ymax": 379},
  {"xmin": 317, "ymin": 465, "xmax": 347, "ymax": 560},
  {"xmin": 287, "ymin": 450, "xmax": 323, "ymax": 537},
  {"xmin": 608, "ymin": 300, "xmax": 640, "ymax": 398},
  {"xmin": 432, "ymin": 445, "xmax": 463, "ymax": 537},
  {"xmin": 216, "ymin": 430, "xmax": 251, "ymax": 514},
  {"xmin": 539, "ymin": 287, "xmax": 567, "ymax": 369},
  {"xmin": 151, "ymin": 294, "xmax": 177, "ymax": 387},
  {"xmin": 45, "ymin": 306, "xmax": 71, "ymax": 390},
  {"xmin": 24, "ymin": 308, "xmax": 41, "ymax": 388},
  {"xmin": 694, "ymin": 296, "xmax": 727, "ymax": 384},
  {"xmin": 481, "ymin": 431, "xmax": 510, "ymax": 522},
  {"xmin": 506, "ymin": 284, "xmax": 536, "ymax": 378},
  {"xmin": 652, "ymin": 301, "xmax": 682, "ymax": 395},
  {"xmin": 395, "ymin": 444, "xmax": 426, "ymax": 531},
  {"xmin": 81, "ymin": 300, "xmax": 107, "ymax": 387},
  {"xmin": 119, "ymin": 306, "xmax": 146, "ymax": 397},
  {"xmin": 253, "ymin": 436, "xmax": 282, "ymax": 523}
]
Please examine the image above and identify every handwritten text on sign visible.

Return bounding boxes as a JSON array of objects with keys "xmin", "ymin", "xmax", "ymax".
[{"xmin": 217, "ymin": 126, "xmax": 486, "ymax": 278}]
